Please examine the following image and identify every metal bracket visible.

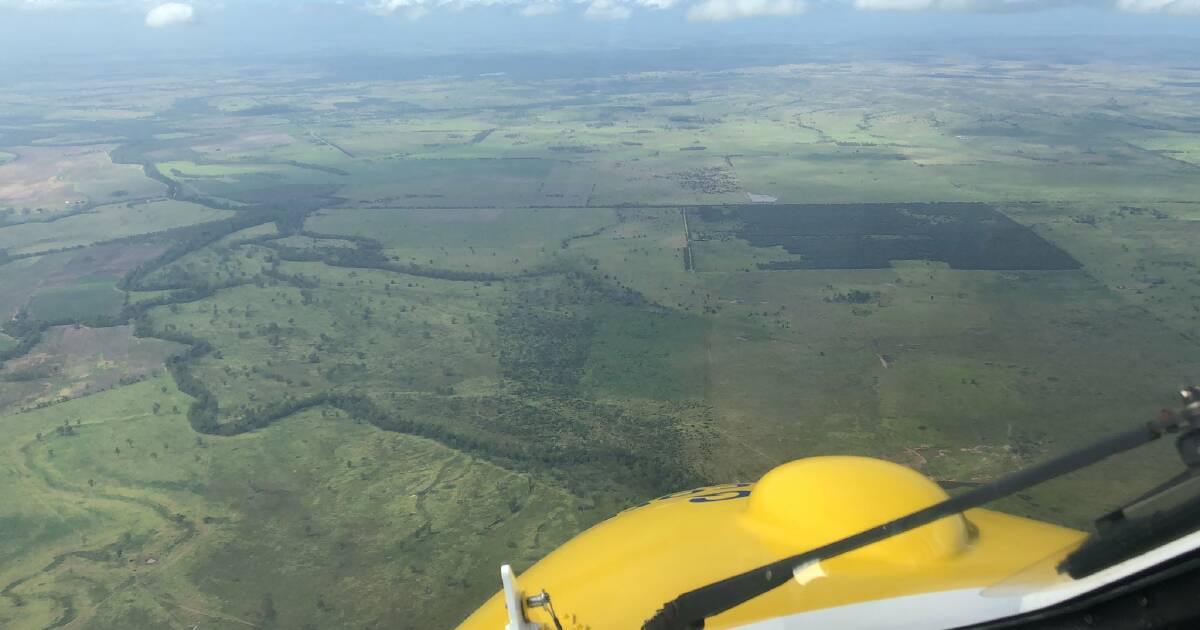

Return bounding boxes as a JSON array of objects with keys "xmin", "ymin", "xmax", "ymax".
[{"xmin": 501, "ymin": 564, "xmax": 539, "ymax": 630}]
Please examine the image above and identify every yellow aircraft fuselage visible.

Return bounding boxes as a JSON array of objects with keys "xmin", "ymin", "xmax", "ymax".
[{"xmin": 458, "ymin": 456, "xmax": 1086, "ymax": 629}]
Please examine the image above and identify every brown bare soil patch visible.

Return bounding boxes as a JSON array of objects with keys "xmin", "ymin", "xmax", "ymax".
[
  {"xmin": 0, "ymin": 325, "xmax": 184, "ymax": 410},
  {"xmin": 0, "ymin": 145, "xmax": 161, "ymax": 213},
  {"xmin": 0, "ymin": 146, "xmax": 92, "ymax": 208},
  {"xmin": 46, "ymin": 243, "xmax": 168, "ymax": 284}
]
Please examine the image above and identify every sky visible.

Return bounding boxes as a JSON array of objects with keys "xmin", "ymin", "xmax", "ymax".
[{"xmin": 0, "ymin": 0, "xmax": 1197, "ymax": 60}]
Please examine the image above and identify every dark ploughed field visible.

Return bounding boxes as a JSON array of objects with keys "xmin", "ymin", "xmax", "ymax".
[{"xmin": 691, "ymin": 203, "xmax": 1082, "ymax": 270}]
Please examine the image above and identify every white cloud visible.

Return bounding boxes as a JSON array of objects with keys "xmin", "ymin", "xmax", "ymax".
[
  {"xmin": 578, "ymin": 0, "xmax": 681, "ymax": 18},
  {"xmin": 7, "ymin": 0, "xmax": 1192, "ymax": 24},
  {"xmin": 369, "ymin": 0, "xmax": 552, "ymax": 18},
  {"xmin": 0, "ymin": 0, "xmax": 100, "ymax": 8},
  {"xmin": 368, "ymin": 0, "xmax": 407, "ymax": 12},
  {"xmin": 364, "ymin": 0, "xmax": 1093, "ymax": 18},
  {"xmin": 583, "ymin": 0, "xmax": 632, "ymax": 18},
  {"xmin": 145, "ymin": 2, "xmax": 194, "ymax": 27},
  {"xmin": 853, "ymin": 0, "xmax": 931, "ymax": 9},
  {"xmin": 1116, "ymin": 0, "xmax": 1200, "ymax": 11},
  {"xmin": 345, "ymin": 0, "xmax": 1196, "ymax": 20},
  {"xmin": 687, "ymin": 0, "xmax": 804, "ymax": 19},
  {"xmin": 348, "ymin": 0, "xmax": 1200, "ymax": 18},
  {"xmin": 519, "ymin": 1, "xmax": 561, "ymax": 14},
  {"xmin": 852, "ymin": 0, "xmax": 1118, "ymax": 11},
  {"xmin": 367, "ymin": 0, "xmax": 421, "ymax": 16},
  {"xmin": 367, "ymin": 0, "xmax": 675, "ymax": 20}
]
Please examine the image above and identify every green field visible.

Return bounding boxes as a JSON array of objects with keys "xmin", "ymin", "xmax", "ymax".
[
  {"xmin": 306, "ymin": 208, "xmax": 620, "ymax": 274},
  {"xmin": 1, "ymin": 49, "xmax": 1199, "ymax": 630},
  {"xmin": 0, "ymin": 200, "xmax": 231, "ymax": 257},
  {"xmin": 26, "ymin": 277, "xmax": 125, "ymax": 322}
]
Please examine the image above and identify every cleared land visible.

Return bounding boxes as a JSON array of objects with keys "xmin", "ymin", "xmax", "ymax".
[
  {"xmin": 0, "ymin": 146, "xmax": 164, "ymax": 220},
  {"xmin": 688, "ymin": 203, "xmax": 1081, "ymax": 270},
  {"xmin": 0, "ymin": 200, "xmax": 231, "ymax": 257}
]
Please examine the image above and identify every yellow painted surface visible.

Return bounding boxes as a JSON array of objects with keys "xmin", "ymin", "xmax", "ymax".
[{"xmin": 458, "ymin": 457, "xmax": 1086, "ymax": 629}]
